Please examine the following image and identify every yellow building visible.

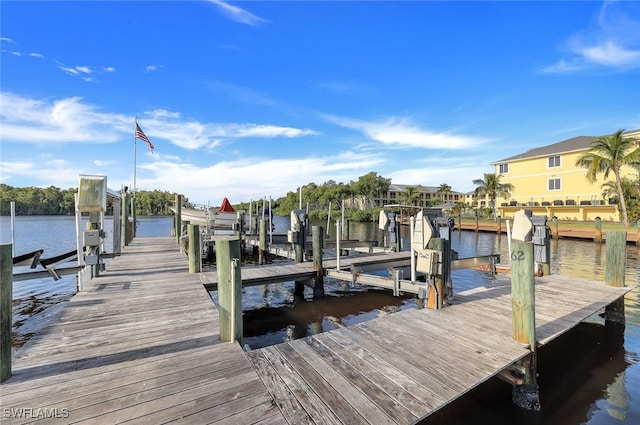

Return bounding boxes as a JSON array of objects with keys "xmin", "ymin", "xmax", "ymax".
[{"xmin": 492, "ymin": 130, "xmax": 639, "ymax": 221}]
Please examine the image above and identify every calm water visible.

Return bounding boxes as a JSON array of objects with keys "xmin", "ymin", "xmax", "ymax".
[{"xmin": 2, "ymin": 215, "xmax": 639, "ymax": 424}]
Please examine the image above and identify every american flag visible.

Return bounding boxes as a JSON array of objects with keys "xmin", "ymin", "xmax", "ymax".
[{"xmin": 135, "ymin": 122, "xmax": 155, "ymax": 152}]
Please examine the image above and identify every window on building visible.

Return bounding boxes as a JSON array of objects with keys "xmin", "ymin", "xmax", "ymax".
[
  {"xmin": 548, "ymin": 155, "xmax": 561, "ymax": 168},
  {"xmin": 548, "ymin": 178, "xmax": 561, "ymax": 191},
  {"xmin": 499, "ymin": 163, "xmax": 509, "ymax": 173}
]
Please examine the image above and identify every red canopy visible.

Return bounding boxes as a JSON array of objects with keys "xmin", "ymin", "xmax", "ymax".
[{"xmin": 219, "ymin": 197, "xmax": 235, "ymax": 212}]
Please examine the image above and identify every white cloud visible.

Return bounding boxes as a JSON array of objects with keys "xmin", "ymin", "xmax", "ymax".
[
  {"xmin": 29, "ymin": 52, "xmax": 44, "ymax": 58},
  {"xmin": 104, "ymin": 66, "xmax": 115, "ymax": 72},
  {"xmin": 0, "ymin": 37, "xmax": 15, "ymax": 44},
  {"xmin": 145, "ymin": 65, "xmax": 161, "ymax": 73},
  {"xmin": 579, "ymin": 40, "xmax": 640, "ymax": 66},
  {"xmin": 0, "ymin": 93, "xmax": 318, "ymax": 149},
  {"xmin": 326, "ymin": 115, "xmax": 485, "ymax": 150},
  {"xmin": 207, "ymin": 0, "xmax": 267, "ymax": 26},
  {"xmin": 139, "ymin": 151, "xmax": 383, "ymax": 204},
  {"xmin": 10, "ymin": 51, "xmax": 21, "ymax": 56},
  {"xmin": 543, "ymin": 1, "xmax": 640, "ymax": 72}
]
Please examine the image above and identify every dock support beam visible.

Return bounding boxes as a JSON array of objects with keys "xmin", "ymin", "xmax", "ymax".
[
  {"xmin": 312, "ymin": 226, "xmax": 324, "ymax": 298},
  {"xmin": 1, "ymin": 244, "xmax": 12, "ymax": 382},
  {"xmin": 216, "ymin": 238, "xmax": 243, "ymax": 344},
  {"xmin": 188, "ymin": 224, "xmax": 201, "ymax": 273},
  {"xmin": 605, "ymin": 231, "xmax": 626, "ymax": 325}
]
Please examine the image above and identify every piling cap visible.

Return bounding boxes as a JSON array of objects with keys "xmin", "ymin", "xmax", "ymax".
[{"xmin": 512, "ymin": 210, "xmax": 533, "ymax": 242}]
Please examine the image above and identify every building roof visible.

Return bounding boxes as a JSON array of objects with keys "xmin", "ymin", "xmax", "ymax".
[
  {"xmin": 493, "ymin": 129, "xmax": 640, "ymax": 164},
  {"xmin": 493, "ymin": 136, "xmax": 596, "ymax": 164}
]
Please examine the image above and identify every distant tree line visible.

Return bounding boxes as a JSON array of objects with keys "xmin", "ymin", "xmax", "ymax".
[{"xmin": 0, "ymin": 184, "xmax": 178, "ymax": 216}]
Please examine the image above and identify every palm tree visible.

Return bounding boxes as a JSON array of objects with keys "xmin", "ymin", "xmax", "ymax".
[
  {"xmin": 472, "ymin": 173, "xmax": 514, "ymax": 220},
  {"xmin": 436, "ymin": 183, "xmax": 452, "ymax": 203},
  {"xmin": 401, "ymin": 186, "xmax": 420, "ymax": 205},
  {"xmin": 576, "ymin": 129, "xmax": 640, "ymax": 227}
]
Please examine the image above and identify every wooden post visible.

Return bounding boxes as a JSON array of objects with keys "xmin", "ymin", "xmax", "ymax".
[
  {"xmin": 215, "ymin": 238, "xmax": 242, "ymax": 343},
  {"xmin": 551, "ymin": 216, "xmax": 558, "ymax": 239},
  {"xmin": 605, "ymin": 231, "xmax": 626, "ymax": 325},
  {"xmin": 426, "ymin": 238, "xmax": 446, "ymax": 309},
  {"xmin": 259, "ymin": 218, "xmax": 267, "ymax": 265},
  {"xmin": 511, "ymin": 239, "xmax": 536, "ymax": 348},
  {"xmin": 510, "ymin": 236, "xmax": 540, "ymax": 412},
  {"xmin": 187, "ymin": 224, "xmax": 201, "ymax": 273},
  {"xmin": 312, "ymin": 226, "xmax": 324, "ymax": 298},
  {"xmin": 174, "ymin": 194, "xmax": 182, "ymax": 244},
  {"xmin": 1, "ymin": 244, "xmax": 12, "ymax": 382},
  {"xmin": 636, "ymin": 220, "xmax": 640, "ymax": 247},
  {"xmin": 497, "ymin": 216, "xmax": 502, "ymax": 234},
  {"xmin": 112, "ymin": 197, "xmax": 121, "ymax": 254},
  {"xmin": 458, "ymin": 212, "xmax": 462, "ymax": 231},
  {"xmin": 594, "ymin": 217, "xmax": 602, "ymax": 243},
  {"xmin": 121, "ymin": 191, "xmax": 129, "ymax": 248},
  {"xmin": 474, "ymin": 212, "xmax": 479, "ymax": 232},
  {"xmin": 295, "ymin": 220, "xmax": 304, "ymax": 263}
]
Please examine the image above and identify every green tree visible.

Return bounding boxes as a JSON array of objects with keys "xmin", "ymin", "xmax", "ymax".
[
  {"xmin": 436, "ymin": 183, "xmax": 452, "ymax": 203},
  {"xmin": 472, "ymin": 173, "xmax": 514, "ymax": 220},
  {"xmin": 601, "ymin": 177, "xmax": 640, "ymax": 223},
  {"xmin": 401, "ymin": 186, "xmax": 420, "ymax": 205},
  {"xmin": 576, "ymin": 129, "xmax": 640, "ymax": 227},
  {"xmin": 351, "ymin": 172, "xmax": 391, "ymax": 209}
]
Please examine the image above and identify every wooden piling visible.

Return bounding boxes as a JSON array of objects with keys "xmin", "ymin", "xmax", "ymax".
[
  {"xmin": 294, "ymin": 220, "xmax": 304, "ymax": 263},
  {"xmin": 510, "ymin": 240, "xmax": 536, "ymax": 348},
  {"xmin": 636, "ymin": 220, "xmax": 640, "ymax": 247},
  {"xmin": 551, "ymin": 216, "xmax": 558, "ymax": 239},
  {"xmin": 121, "ymin": 191, "xmax": 129, "ymax": 248},
  {"xmin": 497, "ymin": 216, "xmax": 502, "ymax": 234},
  {"xmin": 474, "ymin": 213, "xmax": 479, "ymax": 232},
  {"xmin": 426, "ymin": 238, "xmax": 446, "ymax": 309},
  {"xmin": 187, "ymin": 224, "xmax": 201, "ymax": 273},
  {"xmin": 312, "ymin": 226, "xmax": 325, "ymax": 298},
  {"xmin": 113, "ymin": 197, "xmax": 122, "ymax": 254},
  {"xmin": 605, "ymin": 231, "xmax": 627, "ymax": 325},
  {"xmin": 174, "ymin": 194, "xmax": 182, "ymax": 244},
  {"xmin": 594, "ymin": 217, "xmax": 602, "ymax": 243},
  {"xmin": 215, "ymin": 238, "xmax": 243, "ymax": 343},
  {"xmin": 1, "ymin": 244, "xmax": 12, "ymax": 382},
  {"xmin": 510, "ymin": 238, "xmax": 540, "ymax": 411},
  {"xmin": 259, "ymin": 219, "xmax": 267, "ymax": 265}
]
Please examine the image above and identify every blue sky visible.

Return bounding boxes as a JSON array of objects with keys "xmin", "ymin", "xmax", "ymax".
[{"xmin": 1, "ymin": 1, "xmax": 639, "ymax": 206}]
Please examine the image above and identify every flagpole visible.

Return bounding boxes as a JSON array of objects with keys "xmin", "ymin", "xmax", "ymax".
[
  {"xmin": 132, "ymin": 118, "xmax": 137, "ymax": 237},
  {"xmin": 133, "ymin": 118, "xmax": 137, "ymax": 198}
]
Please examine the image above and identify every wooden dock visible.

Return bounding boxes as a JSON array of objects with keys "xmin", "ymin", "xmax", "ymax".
[
  {"xmin": 0, "ymin": 237, "xmax": 284, "ymax": 424},
  {"xmin": 1, "ymin": 237, "xmax": 631, "ymax": 424},
  {"xmin": 246, "ymin": 275, "xmax": 630, "ymax": 423}
]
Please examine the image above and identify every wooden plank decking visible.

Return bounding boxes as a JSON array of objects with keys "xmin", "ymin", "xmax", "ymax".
[
  {"xmin": 247, "ymin": 275, "xmax": 631, "ymax": 424},
  {"xmin": 1, "ymin": 237, "xmax": 632, "ymax": 424},
  {"xmin": 0, "ymin": 237, "xmax": 283, "ymax": 424}
]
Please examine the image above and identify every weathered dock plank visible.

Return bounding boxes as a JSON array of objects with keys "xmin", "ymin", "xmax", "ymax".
[
  {"xmin": 249, "ymin": 272, "xmax": 631, "ymax": 423},
  {"xmin": 0, "ymin": 237, "xmax": 284, "ymax": 424}
]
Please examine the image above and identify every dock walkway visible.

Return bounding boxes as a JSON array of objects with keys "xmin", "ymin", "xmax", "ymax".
[
  {"xmin": 247, "ymin": 275, "xmax": 629, "ymax": 423},
  {"xmin": 1, "ymin": 237, "xmax": 631, "ymax": 424},
  {"xmin": 0, "ymin": 237, "xmax": 283, "ymax": 424}
]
